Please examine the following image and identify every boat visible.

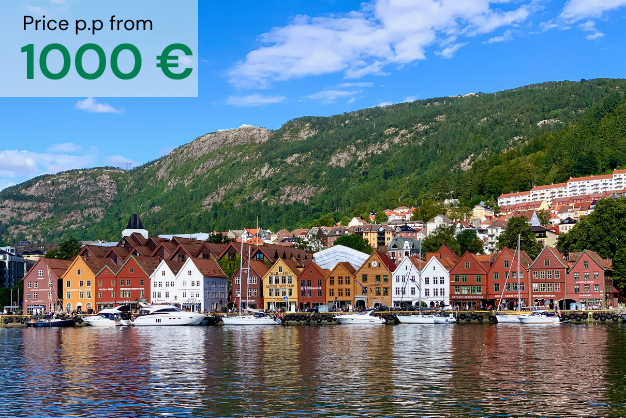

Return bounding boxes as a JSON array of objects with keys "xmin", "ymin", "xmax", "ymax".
[
  {"xmin": 335, "ymin": 310, "xmax": 386, "ymax": 325},
  {"xmin": 131, "ymin": 305, "xmax": 206, "ymax": 326},
  {"xmin": 399, "ymin": 314, "xmax": 435, "ymax": 324},
  {"xmin": 83, "ymin": 305, "xmax": 132, "ymax": 327},
  {"xmin": 434, "ymin": 313, "xmax": 457, "ymax": 324},
  {"xmin": 222, "ymin": 311, "xmax": 281, "ymax": 325},
  {"xmin": 495, "ymin": 313, "xmax": 523, "ymax": 324},
  {"xmin": 25, "ymin": 316, "xmax": 74, "ymax": 328},
  {"xmin": 518, "ymin": 312, "xmax": 562, "ymax": 324}
]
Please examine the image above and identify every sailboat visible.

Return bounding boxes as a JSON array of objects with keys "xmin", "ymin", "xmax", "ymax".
[
  {"xmin": 495, "ymin": 235, "xmax": 529, "ymax": 324},
  {"xmin": 222, "ymin": 227, "xmax": 280, "ymax": 326},
  {"xmin": 399, "ymin": 244, "xmax": 436, "ymax": 324}
]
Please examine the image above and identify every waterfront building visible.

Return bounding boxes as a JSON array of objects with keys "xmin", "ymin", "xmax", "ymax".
[
  {"xmin": 386, "ymin": 237, "xmax": 420, "ymax": 264},
  {"xmin": 0, "ymin": 249, "xmax": 27, "ymax": 288},
  {"xmin": 231, "ymin": 260, "xmax": 270, "ymax": 310},
  {"xmin": 177, "ymin": 258, "xmax": 228, "ymax": 312},
  {"xmin": 422, "ymin": 254, "xmax": 454, "ymax": 307},
  {"xmin": 354, "ymin": 252, "xmax": 396, "ymax": 309},
  {"xmin": 22, "ymin": 258, "xmax": 72, "ymax": 314},
  {"xmin": 94, "ymin": 263, "xmax": 118, "ymax": 311},
  {"xmin": 62, "ymin": 257, "xmax": 117, "ymax": 313},
  {"xmin": 325, "ymin": 262, "xmax": 357, "ymax": 311},
  {"xmin": 113, "ymin": 256, "xmax": 159, "ymax": 309},
  {"xmin": 486, "ymin": 248, "xmax": 532, "ymax": 309},
  {"xmin": 565, "ymin": 250, "xmax": 616, "ymax": 309},
  {"xmin": 448, "ymin": 252, "xmax": 489, "ymax": 309},
  {"xmin": 528, "ymin": 246, "xmax": 568, "ymax": 308},
  {"xmin": 148, "ymin": 260, "xmax": 184, "ymax": 307},
  {"xmin": 391, "ymin": 257, "xmax": 422, "ymax": 308},
  {"xmin": 297, "ymin": 262, "xmax": 328, "ymax": 311},
  {"xmin": 262, "ymin": 258, "xmax": 301, "ymax": 311}
]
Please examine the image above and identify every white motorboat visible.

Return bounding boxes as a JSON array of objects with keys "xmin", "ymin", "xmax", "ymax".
[
  {"xmin": 335, "ymin": 310, "xmax": 386, "ymax": 325},
  {"xmin": 83, "ymin": 306, "xmax": 132, "ymax": 327},
  {"xmin": 518, "ymin": 312, "xmax": 561, "ymax": 324},
  {"xmin": 222, "ymin": 312, "xmax": 280, "ymax": 325},
  {"xmin": 399, "ymin": 314, "xmax": 435, "ymax": 324},
  {"xmin": 132, "ymin": 305, "xmax": 206, "ymax": 326},
  {"xmin": 434, "ymin": 313, "xmax": 457, "ymax": 324},
  {"xmin": 495, "ymin": 313, "xmax": 528, "ymax": 324}
]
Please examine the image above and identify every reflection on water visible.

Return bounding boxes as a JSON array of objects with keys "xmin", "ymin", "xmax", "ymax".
[{"xmin": 1, "ymin": 324, "xmax": 626, "ymax": 416}]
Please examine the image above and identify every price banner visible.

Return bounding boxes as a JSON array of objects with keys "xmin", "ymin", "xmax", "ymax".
[{"xmin": 0, "ymin": 0, "xmax": 198, "ymax": 97}]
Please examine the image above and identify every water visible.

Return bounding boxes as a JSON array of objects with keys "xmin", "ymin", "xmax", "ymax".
[{"xmin": 2, "ymin": 324, "xmax": 626, "ymax": 417}]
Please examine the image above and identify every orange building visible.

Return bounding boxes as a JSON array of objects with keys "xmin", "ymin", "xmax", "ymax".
[
  {"xmin": 62, "ymin": 257, "xmax": 117, "ymax": 313},
  {"xmin": 353, "ymin": 252, "xmax": 397, "ymax": 309},
  {"xmin": 325, "ymin": 262, "xmax": 357, "ymax": 311}
]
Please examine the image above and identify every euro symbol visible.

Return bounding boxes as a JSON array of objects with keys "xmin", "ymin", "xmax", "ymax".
[{"xmin": 157, "ymin": 43, "xmax": 193, "ymax": 80}]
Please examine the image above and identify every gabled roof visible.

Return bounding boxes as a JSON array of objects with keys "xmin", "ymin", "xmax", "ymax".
[
  {"xmin": 297, "ymin": 261, "xmax": 329, "ymax": 279},
  {"xmin": 248, "ymin": 260, "xmax": 271, "ymax": 277},
  {"xmin": 118, "ymin": 255, "xmax": 160, "ymax": 277},
  {"xmin": 328, "ymin": 261, "xmax": 357, "ymax": 276},
  {"xmin": 437, "ymin": 245, "xmax": 459, "ymax": 262},
  {"xmin": 189, "ymin": 258, "xmax": 227, "ymax": 278},
  {"xmin": 488, "ymin": 220, "xmax": 508, "ymax": 228},
  {"xmin": 194, "ymin": 242, "xmax": 228, "ymax": 258},
  {"xmin": 164, "ymin": 260, "xmax": 185, "ymax": 276},
  {"xmin": 82, "ymin": 257, "xmax": 119, "ymax": 276},
  {"xmin": 377, "ymin": 251, "xmax": 397, "ymax": 272},
  {"xmin": 105, "ymin": 247, "xmax": 129, "ymax": 260},
  {"xmin": 131, "ymin": 246, "xmax": 153, "ymax": 257},
  {"xmin": 568, "ymin": 249, "xmax": 612, "ymax": 271},
  {"xmin": 79, "ymin": 244, "xmax": 110, "ymax": 258},
  {"xmin": 452, "ymin": 251, "xmax": 489, "ymax": 273},
  {"xmin": 38, "ymin": 258, "xmax": 73, "ymax": 278},
  {"xmin": 529, "ymin": 246, "xmax": 568, "ymax": 269}
]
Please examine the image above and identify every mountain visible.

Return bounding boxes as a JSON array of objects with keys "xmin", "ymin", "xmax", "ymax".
[{"xmin": 1, "ymin": 78, "xmax": 626, "ymax": 244}]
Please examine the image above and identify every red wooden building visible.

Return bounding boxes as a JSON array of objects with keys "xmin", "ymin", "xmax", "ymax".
[
  {"xmin": 449, "ymin": 252, "xmax": 489, "ymax": 309},
  {"xmin": 565, "ymin": 250, "xmax": 616, "ymax": 309},
  {"xmin": 230, "ymin": 260, "xmax": 269, "ymax": 310},
  {"xmin": 486, "ymin": 248, "xmax": 532, "ymax": 310},
  {"xmin": 22, "ymin": 258, "xmax": 72, "ymax": 314},
  {"xmin": 297, "ymin": 262, "xmax": 329, "ymax": 311},
  {"xmin": 95, "ymin": 255, "xmax": 159, "ymax": 311},
  {"xmin": 528, "ymin": 246, "xmax": 568, "ymax": 309}
]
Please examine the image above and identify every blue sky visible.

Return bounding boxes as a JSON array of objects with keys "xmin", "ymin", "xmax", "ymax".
[{"xmin": 1, "ymin": 0, "xmax": 626, "ymax": 190}]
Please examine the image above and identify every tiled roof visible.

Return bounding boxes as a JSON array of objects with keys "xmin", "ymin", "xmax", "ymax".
[
  {"xmin": 567, "ymin": 174, "xmax": 613, "ymax": 182},
  {"xmin": 164, "ymin": 260, "xmax": 185, "ymax": 275},
  {"xmin": 82, "ymin": 257, "xmax": 119, "ymax": 275},
  {"xmin": 190, "ymin": 258, "xmax": 227, "ymax": 278},
  {"xmin": 530, "ymin": 183, "xmax": 567, "ymax": 191},
  {"xmin": 41, "ymin": 258, "xmax": 73, "ymax": 278},
  {"xmin": 498, "ymin": 191, "xmax": 531, "ymax": 198}
]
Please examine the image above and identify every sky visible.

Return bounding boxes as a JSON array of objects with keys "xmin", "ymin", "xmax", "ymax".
[{"xmin": 1, "ymin": 0, "xmax": 626, "ymax": 190}]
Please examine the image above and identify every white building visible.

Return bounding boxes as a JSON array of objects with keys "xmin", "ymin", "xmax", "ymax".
[
  {"xmin": 426, "ymin": 214, "xmax": 453, "ymax": 236},
  {"xmin": 150, "ymin": 258, "xmax": 227, "ymax": 312},
  {"xmin": 567, "ymin": 174, "xmax": 613, "ymax": 197},
  {"xmin": 530, "ymin": 183, "xmax": 567, "ymax": 204},
  {"xmin": 497, "ymin": 191, "xmax": 531, "ymax": 207},
  {"xmin": 614, "ymin": 169, "xmax": 626, "ymax": 190},
  {"xmin": 391, "ymin": 256, "xmax": 451, "ymax": 308}
]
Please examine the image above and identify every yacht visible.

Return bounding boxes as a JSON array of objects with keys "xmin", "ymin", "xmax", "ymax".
[
  {"xmin": 399, "ymin": 314, "xmax": 435, "ymax": 324},
  {"xmin": 518, "ymin": 312, "xmax": 561, "ymax": 324},
  {"xmin": 83, "ymin": 306, "xmax": 132, "ymax": 327},
  {"xmin": 335, "ymin": 310, "xmax": 386, "ymax": 325},
  {"xmin": 495, "ymin": 312, "xmax": 530, "ymax": 324},
  {"xmin": 132, "ymin": 305, "xmax": 206, "ymax": 326},
  {"xmin": 222, "ymin": 311, "xmax": 281, "ymax": 326},
  {"xmin": 25, "ymin": 316, "xmax": 74, "ymax": 328},
  {"xmin": 433, "ymin": 313, "xmax": 457, "ymax": 324}
]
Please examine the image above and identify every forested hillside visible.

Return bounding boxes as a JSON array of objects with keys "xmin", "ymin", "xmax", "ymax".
[{"xmin": 1, "ymin": 78, "xmax": 625, "ymax": 244}]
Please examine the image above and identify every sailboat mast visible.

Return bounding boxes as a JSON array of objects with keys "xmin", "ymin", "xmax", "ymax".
[
  {"xmin": 246, "ymin": 245, "xmax": 251, "ymax": 310},
  {"xmin": 418, "ymin": 242, "xmax": 422, "ymax": 314},
  {"xmin": 238, "ymin": 236, "xmax": 244, "ymax": 314},
  {"xmin": 517, "ymin": 233, "xmax": 521, "ymax": 312}
]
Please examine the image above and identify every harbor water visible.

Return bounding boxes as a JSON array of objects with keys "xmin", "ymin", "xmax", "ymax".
[{"xmin": 2, "ymin": 324, "xmax": 626, "ymax": 417}]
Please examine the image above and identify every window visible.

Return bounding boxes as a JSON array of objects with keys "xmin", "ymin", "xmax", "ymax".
[
  {"xmin": 533, "ymin": 271, "xmax": 538, "ymax": 279},
  {"xmin": 494, "ymin": 283, "xmax": 500, "ymax": 292},
  {"xmin": 540, "ymin": 283, "xmax": 546, "ymax": 292},
  {"xmin": 574, "ymin": 285, "xmax": 580, "ymax": 294},
  {"xmin": 532, "ymin": 283, "xmax": 538, "ymax": 292},
  {"xmin": 475, "ymin": 275, "xmax": 481, "ymax": 283},
  {"xmin": 98, "ymin": 280, "xmax": 102, "ymax": 287},
  {"xmin": 278, "ymin": 266, "xmax": 283, "ymax": 273},
  {"xmin": 462, "ymin": 286, "xmax": 468, "ymax": 295},
  {"xmin": 338, "ymin": 289, "xmax": 344, "ymax": 297},
  {"xmin": 338, "ymin": 277, "xmax": 343, "ymax": 285},
  {"xmin": 574, "ymin": 272, "xmax": 579, "ymax": 280},
  {"xmin": 188, "ymin": 271, "xmax": 192, "ymax": 276},
  {"xmin": 79, "ymin": 292, "xmax": 84, "ymax": 299},
  {"xmin": 504, "ymin": 260, "xmax": 509, "ymax": 268},
  {"xmin": 346, "ymin": 277, "xmax": 351, "ymax": 285},
  {"xmin": 425, "ymin": 289, "xmax": 430, "ymax": 297},
  {"xmin": 383, "ymin": 287, "xmax": 389, "ymax": 296},
  {"xmin": 594, "ymin": 272, "xmax": 599, "ymax": 280},
  {"xmin": 37, "ymin": 270, "xmax": 44, "ymax": 277},
  {"xmin": 376, "ymin": 288, "xmax": 381, "ymax": 296},
  {"xmin": 465, "ymin": 262, "xmax": 470, "ymax": 269},
  {"xmin": 329, "ymin": 289, "xmax": 334, "ymax": 297},
  {"xmin": 86, "ymin": 292, "xmax": 91, "ymax": 299},
  {"xmin": 540, "ymin": 271, "xmax": 545, "ymax": 279},
  {"xmin": 505, "ymin": 283, "xmax": 511, "ymax": 291},
  {"xmin": 317, "ymin": 279, "xmax": 322, "ymax": 287},
  {"xmin": 454, "ymin": 286, "xmax": 460, "ymax": 294},
  {"xmin": 28, "ymin": 282, "xmax": 32, "ymax": 288},
  {"xmin": 66, "ymin": 280, "xmax": 71, "ymax": 288},
  {"xmin": 288, "ymin": 276, "xmax": 293, "ymax": 284},
  {"xmin": 583, "ymin": 261, "xmax": 589, "ymax": 269},
  {"xmin": 79, "ymin": 280, "xmax": 84, "ymax": 287},
  {"xmin": 129, "ymin": 268, "xmax": 134, "ymax": 273},
  {"xmin": 235, "ymin": 277, "xmax": 240, "ymax": 285},
  {"xmin": 594, "ymin": 284, "xmax": 600, "ymax": 292},
  {"xmin": 329, "ymin": 277, "xmax": 334, "ymax": 286},
  {"xmin": 86, "ymin": 280, "xmax": 91, "ymax": 287},
  {"xmin": 383, "ymin": 275, "xmax": 389, "ymax": 283},
  {"xmin": 140, "ymin": 279, "xmax": 144, "ymax": 286},
  {"xmin": 554, "ymin": 270, "xmax": 560, "ymax": 280},
  {"xmin": 555, "ymin": 283, "xmax": 560, "ymax": 292},
  {"xmin": 120, "ymin": 280, "xmax": 124, "ymax": 286},
  {"xmin": 33, "ymin": 292, "xmax": 38, "ymax": 299},
  {"xmin": 461, "ymin": 275, "xmax": 467, "ymax": 283},
  {"xmin": 433, "ymin": 288, "xmax": 439, "ymax": 297},
  {"xmin": 165, "ymin": 292, "xmax": 170, "ymax": 298},
  {"xmin": 126, "ymin": 280, "xmax": 131, "ymax": 286},
  {"xmin": 584, "ymin": 273, "xmax": 590, "ymax": 280},
  {"xmin": 317, "ymin": 289, "xmax": 322, "ymax": 297},
  {"xmin": 505, "ymin": 272, "xmax": 510, "ymax": 280},
  {"xmin": 425, "ymin": 278, "xmax": 429, "ymax": 285},
  {"xmin": 66, "ymin": 292, "xmax": 71, "ymax": 299},
  {"xmin": 140, "ymin": 290, "xmax": 145, "ymax": 298},
  {"xmin": 111, "ymin": 280, "xmax": 115, "ymax": 286},
  {"xmin": 162, "ymin": 271, "xmax": 166, "ymax": 276},
  {"xmin": 584, "ymin": 284, "xmax": 591, "ymax": 293},
  {"xmin": 547, "ymin": 283, "xmax": 553, "ymax": 292},
  {"xmin": 376, "ymin": 275, "xmax": 381, "ymax": 283},
  {"xmin": 362, "ymin": 274, "xmax": 367, "ymax": 283},
  {"xmin": 411, "ymin": 288, "xmax": 415, "ymax": 295},
  {"xmin": 547, "ymin": 271, "xmax": 552, "ymax": 279},
  {"xmin": 454, "ymin": 275, "xmax": 460, "ymax": 282},
  {"xmin": 111, "ymin": 291, "xmax": 115, "ymax": 298},
  {"xmin": 77, "ymin": 269, "xmax": 81, "ymax": 276},
  {"xmin": 26, "ymin": 293, "xmax": 31, "ymax": 299},
  {"xmin": 544, "ymin": 259, "xmax": 550, "ymax": 267},
  {"xmin": 307, "ymin": 279, "xmax": 312, "ymax": 287},
  {"xmin": 268, "ymin": 289, "xmax": 273, "ymax": 297},
  {"xmin": 493, "ymin": 272, "xmax": 499, "ymax": 280}
]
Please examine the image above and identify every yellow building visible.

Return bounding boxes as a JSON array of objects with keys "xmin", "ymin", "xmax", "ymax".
[
  {"xmin": 350, "ymin": 225, "xmax": 394, "ymax": 249},
  {"xmin": 262, "ymin": 258, "xmax": 301, "ymax": 312},
  {"xmin": 325, "ymin": 262, "xmax": 357, "ymax": 311},
  {"xmin": 62, "ymin": 257, "xmax": 116, "ymax": 313}
]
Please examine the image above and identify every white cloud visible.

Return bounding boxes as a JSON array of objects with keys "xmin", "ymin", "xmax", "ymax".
[
  {"xmin": 378, "ymin": 101, "xmax": 392, "ymax": 107},
  {"xmin": 404, "ymin": 96, "xmax": 417, "ymax": 102},
  {"xmin": 226, "ymin": 93, "xmax": 287, "ymax": 107},
  {"xmin": 159, "ymin": 146, "xmax": 176, "ymax": 157},
  {"xmin": 105, "ymin": 155, "xmax": 138, "ymax": 169},
  {"xmin": 75, "ymin": 98, "xmax": 124, "ymax": 114},
  {"xmin": 229, "ymin": 0, "xmax": 537, "ymax": 87},
  {"xmin": 25, "ymin": 5, "xmax": 45, "ymax": 15},
  {"xmin": 586, "ymin": 31, "xmax": 605, "ymax": 40},
  {"xmin": 0, "ymin": 150, "xmax": 95, "ymax": 178},
  {"xmin": 0, "ymin": 179, "xmax": 16, "ymax": 191},
  {"xmin": 51, "ymin": 0, "xmax": 65, "ymax": 4},
  {"xmin": 483, "ymin": 29, "xmax": 514, "ymax": 44},
  {"xmin": 47, "ymin": 142, "xmax": 81, "ymax": 153},
  {"xmin": 339, "ymin": 82, "xmax": 374, "ymax": 88},
  {"xmin": 309, "ymin": 89, "xmax": 362, "ymax": 104},
  {"xmin": 435, "ymin": 42, "xmax": 468, "ymax": 59},
  {"xmin": 347, "ymin": 98, "xmax": 357, "ymax": 103},
  {"xmin": 560, "ymin": 0, "xmax": 626, "ymax": 22}
]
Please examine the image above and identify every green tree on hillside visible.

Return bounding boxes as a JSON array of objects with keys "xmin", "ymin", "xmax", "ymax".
[
  {"xmin": 422, "ymin": 226, "xmax": 461, "ymax": 256},
  {"xmin": 496, "ymin": 217, "xmax": 543, "ymax": 259},
  {"xmin": 44, "ymin": 238, "xmax": 82, "ymax": 260},
  {"xmin": 457, "ymin": 229, "xmax": 484, "ymax": 255},
  {"xmin": 207, "ymin": 233, "xmax": 231, "ymax": 244},
  {"xmin": 375, "ymin": 211, "xmax": 388, "ymax": 223},
  {"xmin": 333, "ymin": 234, "xmax": 373, "ymax": 254}
]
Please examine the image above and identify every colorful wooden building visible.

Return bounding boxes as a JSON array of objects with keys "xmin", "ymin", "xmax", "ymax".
[
  {"xmin": 22, "ymin": 258, "xmax": 72, "ymax": 314},
  {"xmin": 325, "ymin": 262, "xmax": 357, "ymax": 311},
  {"xmin": 448, "ymin": 252, "xmax": 489, "ymax": 309},
  {"xmin": 297, "ymin": 262, "xmax": 328, "ymax": 311},
  {"xmin": 528, "ymin": 246, "xmax": 568, "ymax": 308},
  {"xmin": 262, "ymin": 258, "xmax": 301, "ymax": 311},
  {"xmin": 353, "ymin": 252, "xmax": 396, "ymax": 309}
]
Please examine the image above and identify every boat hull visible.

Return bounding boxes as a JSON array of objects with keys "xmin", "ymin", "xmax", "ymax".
[
  {"xmin": 496, "ymin": 315, "xmax": 523, "ymax": 324},
  {"xmin": 399, "ymin": 315, "xmax": 435, "ymax": 324},
  {"xmin": 83, "ymin": 317, "xmax": 131, "ymax": 327},
  {"xmin": 519, "ymin": 317, "xmax": 560, "ymax": 324},
  {"xmin": 25, "ymin": 319, "xmax": 74, "ymax": 328},
  {"xmin": 335, "ymin": 315, "xmax": 385, "ymax": 325},
  {"xmin": 132, "ymin": 313, "xmax": 206, "ymax": 326},
  {"xmin": 222, "ymin": 316, "xmax": 278, "ymax": 325},
  {"xmin": 434, "ymin": 316, "xmax": 457, "ymax": 324}
]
